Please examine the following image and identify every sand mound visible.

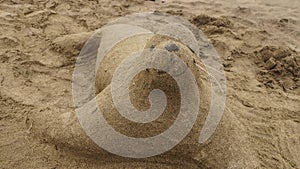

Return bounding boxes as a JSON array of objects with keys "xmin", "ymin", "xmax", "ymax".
[{"xmin": 255, "ymin": 46, "xmax": 300, "ymax": 93}]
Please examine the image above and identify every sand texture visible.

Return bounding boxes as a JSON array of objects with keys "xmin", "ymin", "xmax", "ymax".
[{"xmin": 0, "ymin": 0, "xmax": 299, "ymax": 168}]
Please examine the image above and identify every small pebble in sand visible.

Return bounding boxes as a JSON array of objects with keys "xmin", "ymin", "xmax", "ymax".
[{"xmin": 265, "ymin": 57, "xmax": 277, "ymax": 70}]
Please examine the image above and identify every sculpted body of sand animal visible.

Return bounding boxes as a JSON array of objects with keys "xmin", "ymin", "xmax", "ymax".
[{"xmin": 28, "ymin": 12, "xmax": 259, "ymax": 168}]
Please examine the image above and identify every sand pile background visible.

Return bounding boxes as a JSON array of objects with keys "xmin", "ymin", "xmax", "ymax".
[{"xmin": 0, "ymin": 0, "xmax": 299, "ymax": 168}]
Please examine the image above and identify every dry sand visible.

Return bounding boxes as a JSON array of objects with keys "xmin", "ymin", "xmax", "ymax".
[{"xmin": 0, "ymin": 0, "xmax": 299, "ymax": 168}]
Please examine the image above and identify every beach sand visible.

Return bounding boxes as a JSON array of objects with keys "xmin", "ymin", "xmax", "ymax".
[{"xmin": 0, "ymin": 0, "xmax": 299, "ymax": 168}]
